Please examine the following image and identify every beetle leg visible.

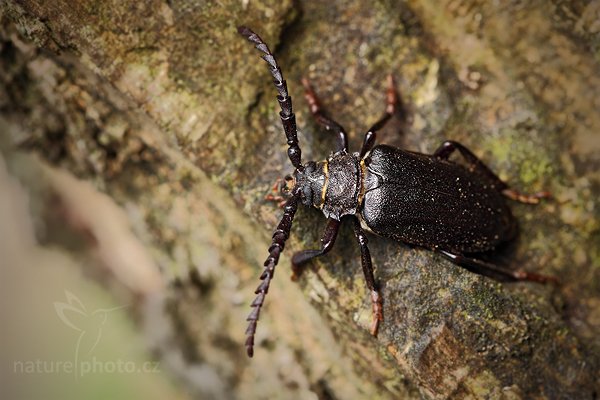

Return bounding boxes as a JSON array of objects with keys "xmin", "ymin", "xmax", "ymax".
[
  {"xmin": 264, "ymin": 178, "xmax": 289, "ymax": 207},
  {"xmin": 352, "ymin": 217, "xmax": 384, "ymax": 336},
  {"xmin": 437, "ymin": 249, "xmax": 559, "ymax": 284},
  {"xmin": 264, "ymin": 178, "xmax": 285, "ymax": 204},
  {"xmin": 301, "ymin": 77, "xmax": 348, "ymax": 152},
  {"xmin": 291, "ymin": 218, "xmax": 341, "ymax": 280},
  {"xmin": 433, "ymin": 140, "xmax": 551, "ymax": 204},
  {"xmin": 360, "ymin": 74, "xmax": 400, "ymax": 157}
]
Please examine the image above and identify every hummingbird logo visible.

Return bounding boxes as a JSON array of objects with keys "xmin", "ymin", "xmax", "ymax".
[{"xmin": 54, "ymin": 290, "xmax": 127, "ymax": 375}]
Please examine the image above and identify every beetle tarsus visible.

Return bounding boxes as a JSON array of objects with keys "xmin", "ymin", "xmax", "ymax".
[
  {"xmin": 502, "ymin": 189, "xmax": 552, "ymax": 204},
  {"xmin": 370, "ymin": 289, "xmax": 383, "ymax": 336},
  {"xmin": 513, "ymin": 269, "xmax": 559, "ymax": 285},
  {"xmin": 385, "ymin": 74, "xmax": 397, "ymax": 115}
]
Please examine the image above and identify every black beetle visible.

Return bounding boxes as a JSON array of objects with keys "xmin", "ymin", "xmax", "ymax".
[{"xmin": 238, "ymin": 26, "xmax": 554, "ymax": 358}]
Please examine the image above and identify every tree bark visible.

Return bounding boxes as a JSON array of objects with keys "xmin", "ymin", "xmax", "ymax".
[{"xmin": 1, "ymin": 1, "xmax": 599, "ymax": 399}]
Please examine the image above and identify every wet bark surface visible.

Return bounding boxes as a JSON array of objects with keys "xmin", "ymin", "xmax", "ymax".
[{"xmin": 1, "ymin": 1, "xmax": 599, "ymax": 399}]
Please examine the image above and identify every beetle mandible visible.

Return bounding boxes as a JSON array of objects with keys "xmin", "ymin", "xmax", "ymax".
[{"xmin": 238, "ymin": 26, "xmax": 555, "ymax": 358}]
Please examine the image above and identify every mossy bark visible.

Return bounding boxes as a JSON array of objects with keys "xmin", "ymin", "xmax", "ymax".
[{"xmin": 1, "ymin": 0, "xmax": 599, "ymax": 399}]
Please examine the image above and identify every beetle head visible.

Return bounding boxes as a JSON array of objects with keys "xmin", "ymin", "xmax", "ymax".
[{"xmin": 292, "ymin": 161, "xmax": 326, "ymax": 208}]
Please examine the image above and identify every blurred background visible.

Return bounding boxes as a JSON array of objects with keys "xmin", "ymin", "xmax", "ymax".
[{"xmin": 1, "ymin": 1, "xmax": 599, "ymax": 399}]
